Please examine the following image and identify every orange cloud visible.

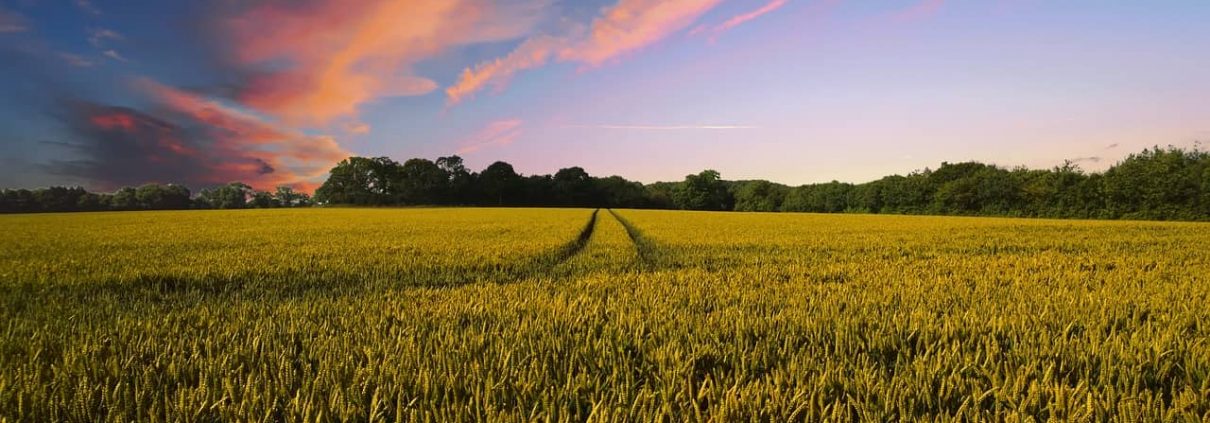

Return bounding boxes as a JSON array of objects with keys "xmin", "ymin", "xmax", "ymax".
[
  {"xmin": 562, "ymin": 0, "xmax": 723, "ymax": 66},
  {"xmin": 457, "ymin": 119, "xmax": 523, "ymax": 154},
  {"xmin": 446, "ymin": 36, "xmax": 563, "ymax": 105},
  {"xmin": 89, "ymin": 113, "xmax": 138, "ymax": 132},
  {"xmin": 447, "ymin": 0, "xmax": 723, "ymax": 105},
  {"xmin": 224, "ymin": 0, "xmax": 547, "ymax": 126},
  {"xmin": 345, "ymin": 122, "xmax": 371, "ymax": 135},
  {"xmin": 706, "ymin": 0, "xmax": 788, "ymax": 38},
  {"xmin": 136, "ymin": 79, "xmax": 352, "ymax": 190}
]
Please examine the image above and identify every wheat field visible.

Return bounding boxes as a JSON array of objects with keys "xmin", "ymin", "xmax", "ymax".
[{"xmin": 1, "ymin": 208, "xmax": 1208, "ymax": 421}]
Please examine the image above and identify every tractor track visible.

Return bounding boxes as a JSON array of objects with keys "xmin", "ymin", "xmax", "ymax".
[{"xmin": 607, "ymin": 209, "xmax": 660, "ymax": 270}]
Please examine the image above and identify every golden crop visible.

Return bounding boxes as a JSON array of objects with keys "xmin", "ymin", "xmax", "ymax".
[{"xmin": 0, "ymin": 208, "xmax": 1207, "ymax": 421}]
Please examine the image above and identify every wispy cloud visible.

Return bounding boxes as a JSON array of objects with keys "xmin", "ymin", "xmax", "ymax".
[
  {"xmin": 457, "ymin": 119, "xmax": 524, "ymax": 154},
  {"xmin": 43, "ymin": 74, "xmax": 354, "ymax": 192},
  {"xmin": 446, "ymin": 35, "xmax": 562, "ymax": 105},
  {"xmin": 223, "ymin": 0, "xmax": 549, "ymax": 126},
  {"xmin": 344, "ymin": 122, "xmax": 371, "ymax": 135},
  {"xmin": 698, "ymin": 0, "xmax": 788, "ymax": 40},
  {"xmin": 563, "ymin": 124, "xmax": 759, "ymax": 130},
  {"xmin": 87, "ymin": 28, "xmax": 123, "ymax": 47},
  {"xmin": 1068, "ymin": 156, "xmax": 1102, "ymax": 164},
  {"xmin": 102, "ymin": 49, "xmax": 128, "ymax": 62},
  {"xmin": 76, "ymin": 0, "xmax": 101, "ymax": 16},
  {"xmin": 563, "ymin": 0, "xmax": 723, "ymax": 66},
  {"xmin": 58, "ymin": 52, "xmax": 95, "ymax": 67},
  {"xmin": 0, "ymin": 7, "xmax": 29, "ymax": 33},
  {"xmin": 447, "ymin": 0, "xmax": 724, "ymax": 105}
]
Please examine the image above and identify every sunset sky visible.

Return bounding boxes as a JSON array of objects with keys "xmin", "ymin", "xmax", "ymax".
[{"xmin": 1, "ymin": 0, "xmax": 1208, "ymax": 192}]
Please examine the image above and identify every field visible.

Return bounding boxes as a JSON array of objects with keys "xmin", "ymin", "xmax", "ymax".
[{"xmin": 1, "ymin": 208, "xmax": 1209, "ymax": 421}]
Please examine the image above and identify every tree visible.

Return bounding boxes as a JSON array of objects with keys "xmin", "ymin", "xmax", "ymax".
[
  {"xmin": 553, "ymin": 167, "xmax": 597, "ymax": 207},
  {"xmin": 595, "ymin": 176, "xmax": 648, "ymax": 208},
  {"xmin": 733, "ymin": 180, "xmax": 788, "ymax": 212},
  {"xmin": 249, "ymin": 191, "xmax": 277, "ymax": 208},
  {"xmin": 673, "ymin": 170, "xmax": 732, "ymax": 211},
  {"xmin": 199, "ymin": 183, "xmax": 252, "ymax": 209},
  {"xmin": 110, "ymin": 187, "xmax": 139, "ymax": 210},
  {"xmin": 273, "ymin": 186, "xmax": 310, "ymax": 207},
  {"xmin": 398, "ymin": 158, "xmax": 449, "ymax": 205},
  {"xmin": 436, "ymin": 155, "xmax": 474, "ymax": 204},
  {"xmin": 134, "ymin": 184, "xmax": 191, "ymax": 210},
  {"xmin": 33, "ymin": 186, "xmax": 88, "ymax": 212},
  {"xmin": 478, "ymin": 161, "xmax": 523, "ymax": 205},
  {"xmin": 644, "ymin": 183, "xmax": 678, "ymax": 210},
  {"xmin": 1103, "ymin": 147, "xmax": 1208, "ymax": 219},
  {"xmin": 314, "ymin": 157, "xmax": 402, "ymax": 205},
  {"xmin": 0, "ymin": 189, "xmax": 36, "ymax": 213}
]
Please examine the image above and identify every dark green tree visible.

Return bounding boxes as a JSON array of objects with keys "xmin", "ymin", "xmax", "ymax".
[
  {"xmin": 478, "ymin": 161, "xmax": 523, "ymax": 205},
  {"xmin": 314, "ymin": 157, "xmax": 402, "ymax": 205}
]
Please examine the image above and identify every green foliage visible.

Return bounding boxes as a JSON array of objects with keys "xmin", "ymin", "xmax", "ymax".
[
  {"xmin": 198, "ymin": 182, "xmax": 252, "ymax": 209},
  {"xmin": 673, "ymin": 169, "xmax": 733, "ymax": 211},
  {"xmin": 314, "ymin": 157, "xmax": 403, "ymax": 205},
  {"xmin": 5, "ymin": 145, "xmax": 1210, "ymax": 220},
  {"xmin": 732, "ymin": 180, "xmax": 788, "ymax": 212}
]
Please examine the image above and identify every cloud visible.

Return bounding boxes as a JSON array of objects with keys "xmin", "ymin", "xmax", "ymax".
[
  {"xmin": 1106, "ymin": 143, "xmax": 1119, "ymax": 149},
  {"xmin": 446, "ymin": 35, "xmax": 564, "ymax": 105},
  {"xmin": 345, "ymin": 122, "xmax": 371, "ymax": 135},
  {"xmin": 87, "ymin": 28, "xmax": 123, "ymax": 47},
  {"xmin": 0, "ymin": 7, "xmax": 29, "ymax": 33},
  {"xmin": 1068, "ymin": 156, "xmax": 1102, "ymax": 164},
  {"xmin": 102, "ymin": 49, "xmax": 128, "ymax": 62},
  {"xmin": 562, "ymin": 0, "xmax": 723, "ymax": 66},
  {"xmin": 76, "ymin": 0, "xmax": 101, "ymax": 16},
  {"xmin": 457, "ymin": 119, "xmax": 523, "ymax": 154},
  {"xmin": 45, "ymin": 79, "xmax": 352, "ymax": 192},
  {"xmin": 58, "ymin": 52, "xmax": 95, "ymax": 67},
  {"xmin": 563, "ymin": 124, "xmax": 759, "ymax": 130},
  {"xmin": 447, "ymin": 0, "xmax": 723, "ymax": 105},
  {"xmin": 699, "ymin": 0, "xmax": 788, "ymax": 40},
  {"xmin": 221, "ymin": 0, "xmax": 549, "ymax": 126}
]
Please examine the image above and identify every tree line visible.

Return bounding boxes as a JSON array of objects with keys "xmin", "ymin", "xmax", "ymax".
[
  {"xmin": 3, "ymin": 146, "xmax": 1209, "ymax": 221},
  {"xmin": 0, "ymin": 183, "xmax": 312, "ymax": 213}
]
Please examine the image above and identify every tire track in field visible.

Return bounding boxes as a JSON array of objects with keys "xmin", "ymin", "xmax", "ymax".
[
  {"xmin": 607, "ymin": 209, "xmax": 661, "ymax": 270},
  {"xmin": 544, "ymin": 208, "xmax": 599, "ymax": 266}
]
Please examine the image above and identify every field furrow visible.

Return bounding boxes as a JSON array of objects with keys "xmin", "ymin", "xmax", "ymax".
[{"xmin": 551, "ymin": 208, "xmax": 639, "ymax": 277}]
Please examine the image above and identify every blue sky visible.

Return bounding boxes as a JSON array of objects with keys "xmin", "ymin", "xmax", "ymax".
[{"xmin": 1, "ymin": 0, "xmax": 1208, "ymax": 191}]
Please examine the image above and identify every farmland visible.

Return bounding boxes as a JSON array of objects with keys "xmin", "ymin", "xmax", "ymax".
[{"xmin": 1, "ymin": 208, "xmax": 1209, "ymax": 421}]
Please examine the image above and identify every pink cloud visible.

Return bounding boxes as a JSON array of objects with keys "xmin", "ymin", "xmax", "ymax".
[
  {"xmin": 223, "ymin": 0, "xmax": 547, "ymax": 126},
  {"xmin": 561, "ymin": 0, "xmax": 723, "ymax": 66},
  {"xmin": 705, "ymin": 0, "xmax": 788, "ymax": 39},
  {"xmin": 447, "ymin": 0, "xmax": 723, "ymax": 105},
  {"xmin": 345, "ymin": 122, "xmax": 371, "ymax": 135},
  {"xmin": 135, "ymin": 79, "xmax": 352, "ymax": 191},
  {"xmin": 457, "ymin": 119, "xmax": 524, "ymax": 154},
  {"xmin": 446, "ymin": 35, "xmax": 563, "ymax": 105}
]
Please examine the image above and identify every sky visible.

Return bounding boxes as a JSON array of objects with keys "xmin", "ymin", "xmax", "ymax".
[{"xmin": 1, "ymin": 0, "xmax": 1208, "ymax": 192}]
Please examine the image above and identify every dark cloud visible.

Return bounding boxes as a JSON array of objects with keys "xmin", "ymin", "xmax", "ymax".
[
  {"xmin": 42, "ymin": 102, "xmax": 282, "ymax": 191},
  {"xmin": 0, "ymin": 7, "xmax": 29, "ymax": 33},
  {"xmin": 1067, "ymin": 156, "xmax": 1102, "ymax": 164}
]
